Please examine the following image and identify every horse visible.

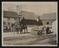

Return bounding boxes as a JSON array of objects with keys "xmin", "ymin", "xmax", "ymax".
[{"xmin": 20, "ymin": 24, "xmax": 27, "ymax": 34}]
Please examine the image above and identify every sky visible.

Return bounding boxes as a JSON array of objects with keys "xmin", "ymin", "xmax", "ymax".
[{"xmin": 2, "ymin": 2, "xmax": 57, "ymax": 16}]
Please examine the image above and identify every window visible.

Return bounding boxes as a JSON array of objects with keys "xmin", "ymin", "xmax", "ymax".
[
  {"xmin": 46, "ymin": 22, "xmax": 49, "ymax": 25},
  {"xmin": 8, "ymin": 17, "xmax": 10, "ymax": 20},
  {"xmin": 8, "ymin": 23, "xmax": 10, "ymax": 25},
  {"xmin": 14, "ymin": 18, "xmax": 16, "ymax": 20},
  {"xmin": 3, "ymin": 22, "xmax": 6, "ymax": 25}
]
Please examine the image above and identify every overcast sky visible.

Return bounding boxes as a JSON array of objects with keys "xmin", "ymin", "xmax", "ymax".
[{"xmin": 2, "ymin": 2, "xmax": 57, "ymax": 15}]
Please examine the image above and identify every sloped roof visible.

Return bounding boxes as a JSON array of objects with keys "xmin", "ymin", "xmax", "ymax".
[
  {"xmin": 20, "ymin": 11, "xmax": 43, "ymax": 25},
  {"xmin": 3, "ymin": 11, "xmax": 37, "ymax": 20},
  {"xmin": 3, "ymin": 11, "xmax": 20, "ymax": 18},
  {"xmin": 20, "ymin": 19, "xmax": 43, "ymax": 26}
]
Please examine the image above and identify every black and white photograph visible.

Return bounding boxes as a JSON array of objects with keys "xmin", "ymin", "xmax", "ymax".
[{"xmin": 2, "ymin": 2, "xmax": 58, "ymax": 46}]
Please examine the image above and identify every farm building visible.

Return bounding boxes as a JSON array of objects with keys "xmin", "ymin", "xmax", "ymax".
[
  {"xmin": 3, "ymin": 11, "xmax": 43, "ymax": 32},
  {"xmin": 38, "ymin": 12, "xmax": 56, "ymax": 25},
  {"xmin": 3, "ymin": 11, "xmax": 21, "ymax": 32}
]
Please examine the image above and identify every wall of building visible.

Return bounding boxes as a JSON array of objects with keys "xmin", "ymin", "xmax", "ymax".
[
  {"xmin": 41, "ymin": 19, "xmax": 56, "ymax": 25},
  {"xmin": 52, "ymin": 20, "xmax": 57, "ymax": 34},
  {"xmin": 27, "ymin": 25, "xmax": 36, "ymax": 32},
  {"xmin": 3, "ymin": 17, "xmax": 20, "ymax": 32}
]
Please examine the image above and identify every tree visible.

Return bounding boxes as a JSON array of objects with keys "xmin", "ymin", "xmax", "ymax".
[{"xmin": 38, "ymin": 16, "xmax": 43, "ymax": 25}]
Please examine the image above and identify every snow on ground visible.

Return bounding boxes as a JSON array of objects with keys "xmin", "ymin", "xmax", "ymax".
[
  {"xmin": 52, "ymin": 20, "xmax": 57, "ymax": 34},
  {"xmin": 3, "ymin": 32, "xmax": 33, "ymax": 38},
  {"xmin": 3, "ymin": 20, "xmax": 58, "ymax": 45}
]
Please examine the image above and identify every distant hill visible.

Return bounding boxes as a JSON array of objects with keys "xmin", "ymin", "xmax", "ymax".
[{"xmin": 39, "ymin": 12, "xmax": 56, "ymax": 20}]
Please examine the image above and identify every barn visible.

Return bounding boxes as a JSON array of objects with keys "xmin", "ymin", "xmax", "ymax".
[
  {"xmin": 3, "ymin": 11, "xmax": 21, "ymax": 32},
  {"xmin": 3, "ymin": 11, "xmax": 43, "ymax": 32}
]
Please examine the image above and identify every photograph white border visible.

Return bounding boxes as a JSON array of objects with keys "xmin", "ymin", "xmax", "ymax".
[{"xmin": 2, "ymin": 1, "xmax": 58, "ymax": 47}]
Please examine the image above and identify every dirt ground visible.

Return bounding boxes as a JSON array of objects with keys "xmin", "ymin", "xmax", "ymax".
[{"xmin": 2, "ymin": 32, "xmax": 57, "ymax": 46}]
